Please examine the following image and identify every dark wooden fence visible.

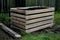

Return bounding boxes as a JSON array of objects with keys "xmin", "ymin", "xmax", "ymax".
[
  {"xmin": 56, "ymin": 0, "xmax": 60, "ymax": 11},
  {"xmin": 0, "ymin": 0, "xmax": 56, "ymax": 13},
  {"xmin": 0, "ymin": 0, "xmax": 10, "ymax": 13},
  {"xmin": 14, "ymin": 0, "xmax": 55, "ymax": 7}
]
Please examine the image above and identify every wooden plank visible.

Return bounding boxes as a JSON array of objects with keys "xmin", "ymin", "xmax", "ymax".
[
  {"xmin": 10, "ymin": 23, "xmax": 53, "ymax": 33},
  {"xmin": 11, "ymin": 19, "xmax": 25, "ymax": 26},
  {"xmin": 11, "ymin": 24, "xmax": 26, "ymax": 31},
  {"xmin": 11, "ymin": 19, "xmax": 53, "ymax": 29},
  {"xmin": 11, "ymin": 16, "xmax": 53, "ymax": 25},
  {"xmin": 26, "ymin": 19, "xmax": 53, "ymax": 29},
  {"xmin": 10, "ymin": 8, "xmax": 17, "ymax": 12},
  {"xmin": 11, "ymin": 18, "xmax": 53, "ymax": 29},
  {"xmin": 11, "ymin": 22, "xmax": 25, "ymax": 29},
  {"xmin": 26, "ymin": 23, "xmax": 53, "ymax": 33},
  {"xmin": 0, "ymin": 23, "xmax": 21, "ymax": 38},
  {"xmin": 11, "ymin": 16, "xmax": 26, "ymax": 23},
  {"xmin": 10, "ymin": 7, "xmax": 54, "ymax": 15},
  {"xmin": 26, "ymin": 12, "xmax": 54, "ymax": 19},
  {"xmin": 10, "ymin": 8, "xmax": 25, "ymax": 13},
  {"xmin": 11, "ymin": 12, "xmax": 54, "ymax": 19},
  {"xmin": 26, "ymin": 7, "xmax": 55, "ymax": 14},
  {"xmin": 11, "ymin": 15, "xmax": 53, "ymax": 24},
  {"xmin": 26, "ymin": 16, "xmax": 54, "ymax": 24},
  {"xmin": 11, "ymin": 13, "xmax": 25, "ymax": 19}
]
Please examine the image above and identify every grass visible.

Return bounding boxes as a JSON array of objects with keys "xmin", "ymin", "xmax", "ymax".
[
  {"xmin": 21, "ymin": 33, "xmax": 60, "ymax": 40},
  {"xmin": 0, "ymin": 12, "xmax": 60, "ymax": 40},
  {"xmin": 54, "ymin": 12, "xmax": 60, "ymax": 25},
  {"xmin": 0, "ymin": 13, "xmax": 9, "ymax": 22}
]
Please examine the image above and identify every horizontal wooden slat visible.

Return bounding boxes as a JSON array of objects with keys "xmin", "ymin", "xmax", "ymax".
[
  {"xmin": 26, "ymin": 23, "xmax": 53, "ymax": 33},
  {"xmin": 26, "ymin": 19, "xmax": 53, "ymax": 29},
  {"xmin": 11, "ymin": 24, "xmax": 26, "ymax": 31},
  {"xmin": 11, "ymin": 21, "xmax": 25, "ymax": 29},
  {"xmin": 11, "ymin": 11, "xmax": 54, "ymax": 16},
  {"xmin": 26, "ymin": 16, "xmax": 54, "ymax": 24},
  {"xmin": 10, "ymin": 8, "xmax": 25, "ymax": 13},
  {"xmin": 11, "ymin": 23, "xmax": 53, "ymax": 33},
  {"xmin": 11, "ymin": 19, "xmax": 53, "ymax": 29},
  {"xmin": 11, "ymin": 16, "xmax": 26, "ymax": 23},
  {"xmin": 10, "ymin": 8, "xmax": 17, "ymax": 11},
  {"xmin": 11, "ymin": 19, "xmax": 25, "ymax": 26},
  {"xmin": 11, "ymin": 15, "xmax": 53, "ymax": 24},
  {"xmin": 11, "ymin": 13, "xmax": 25, "ymax": 19},
  {"xmin": 10, "ymin": 7, "xmax": 54, "ymax": 15},
  {"xmin": 26, "ymin": 12, "xmax": 54, "ymax": 19},
  {"xmin": 11, "ymin": 12, "xmax": 54, "ymax": 20},
  {"xmin": 26, "ymin": 7, "xmax": 55, "ymax": 14}
]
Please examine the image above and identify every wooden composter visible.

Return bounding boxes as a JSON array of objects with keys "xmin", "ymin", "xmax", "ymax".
[{"xmin": 10, "ymin": 6, "xmax": 55, "ymax": 33}]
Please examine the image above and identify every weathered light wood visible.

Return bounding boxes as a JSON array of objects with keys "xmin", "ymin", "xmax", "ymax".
[
  {"xmin": 10, "ymin": 7, "xmax": 54, "ymax": 33},
  {"xmin": 11, "ymin": 19, "xmax": 25, "ymax": 26},
  {"xmin": 11, "ymin": 19, "xmax": 53, "ymax": 29},
  {"xmin": 25, "ymin": 7, "xmax": 55, "ymax": 14},
  {"xmin": 10, "ymin": 7, "xmax": 55, "ymax": 14},
  {"xmin": 11, "ymin": 16, "xmax": 53, "ymax": 24},
  {"xmin": 11, "ymin": 22, "xmax": 25, "ymax": 29},
  {"xmin": 11, "ymin": 13, "xmax": 25, "ymax": 19},
  {"xmin": 10, "ymin": 8, "xmax": 25, "ymax": 13},
  {"xmin": 26, "ymin": 23, "xmax": 53, "ymax": 33},
  {"xmin": 11, "ymin": 16, "xmax": 26, "ymax": 23},
  {"xmin": 26, "ymin": 16, "xmax": 53, "ymax": 24},
  {"xmin": 11, "ymin": 12, "xmax": 54, "ymax": 19},
  {"xmin": 0, "ymin": 23, "xmax": 21, "ymax": 38},
  {"xmin": 26, "ymin": 12, "xmax": 54, "ymax": 19},
  {"xmin": 11, "ymin": 23, "xmax": 53, "ymax": 33},
  {"xmin": 26, "ymin": 19, "xmax": 53, "ymax": 29}
]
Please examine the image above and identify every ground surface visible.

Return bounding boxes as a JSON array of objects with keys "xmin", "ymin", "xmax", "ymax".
[{"xmin": 0, "ymin": 12, "xmax": 60, "ymax": 40}]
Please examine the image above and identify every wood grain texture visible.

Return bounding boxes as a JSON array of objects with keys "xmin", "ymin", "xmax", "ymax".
[
  {"xmin": 11, "ymin": 16, "xmax": 26, "ymax": 23},
  {"xmin": 26, "ymin": 7, "xmax": 55, "ymax": 14},
  {"xmin": 26, "ymin": 19, "xmax": 53, "ymax": 29},
  {"xmin": 11, "ymin": 19, "xmax": 53, "ymax": 29},
  {"xmin": 26, "ymin": 12, "xmax": 54, "ymax": 19},
  {"xmin": 10, "ymin": 7, "xmax": 54, "ymax": 33},
  {"xmin": 26, "ymin": 23, "xmax": 53, "ymax": 33},
  {"xmin": 26, "ymin": 16, "xmax": 53, "ymax": 24},
  {"xmin": 11, "ymin": 19, "xmax": 25, "ymax": 26},
  {"xmin": 0, "ymin": 23, "xmax": 21, "ymax": 38},
  {"xmin": 11, "ymin": 23, "xmax": 53, "ymax": 33},
  {"xmin": 10, "ymin": 7, "xmax": 54, "ymax": 15},
  {"xmin": 10, "ymin": 8, "xmax": 25, "ymax": 13},
  {"xmin": 11, "ymin": 13, "xmax": 25, "ymax": 19},
  {"xmin": 11, "ymin": 15, "xmax": 53, "ymax": 24},
  {"xmin": 11, "ymin": 22, "xmax": 25, "ymax": 29},
  {"xmin": 11, "ymin": 12, "xmax": 54, "ymax": 20}
]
